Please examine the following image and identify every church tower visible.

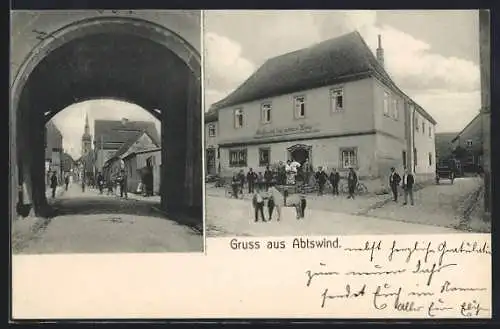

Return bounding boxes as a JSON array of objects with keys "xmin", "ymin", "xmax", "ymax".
[{"xmin": 81, "ymin": 113, "xmax": 92, "ymax": 155}]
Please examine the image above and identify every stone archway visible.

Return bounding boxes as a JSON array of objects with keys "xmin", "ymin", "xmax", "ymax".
[
  {"xmin": 10, "ymin": 16, "xmax": 202, "ymax": 222},
  {"xmin": 287, "ymin": 144, "xmax": 312, "ymax": 166}
]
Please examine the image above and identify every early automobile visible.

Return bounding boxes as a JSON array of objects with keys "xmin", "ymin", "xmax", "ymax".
[{"xmin": 435, "ymin": 159, "xmax": 459, "ymax": 184}]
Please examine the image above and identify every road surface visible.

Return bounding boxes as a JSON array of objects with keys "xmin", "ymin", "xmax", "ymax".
[{"xmin": 14, "ymin": 183, "xmax": 203, "ymax": 254}]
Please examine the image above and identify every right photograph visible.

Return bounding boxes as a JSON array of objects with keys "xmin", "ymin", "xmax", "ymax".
[{"xmin": 203, "ymin": 10, "xmax": 491, "ymax": 237}]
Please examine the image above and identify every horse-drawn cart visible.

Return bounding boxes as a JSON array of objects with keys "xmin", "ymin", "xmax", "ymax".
[{"xmin": 435, "ymin": 159, "xmax": 458, "ymax": 184}]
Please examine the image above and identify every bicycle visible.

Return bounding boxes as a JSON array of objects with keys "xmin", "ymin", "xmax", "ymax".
[{"xmin": 339, "ymin": 181, "xmax": 369, "ymax": 195}]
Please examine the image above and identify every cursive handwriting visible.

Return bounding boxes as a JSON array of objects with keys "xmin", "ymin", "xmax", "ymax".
[
  {"xmin": 305, "ymin": 263, "xmax": 340, "ymax": 287},
  {"xmin": 344, "ymin": 240, "xmax": 382, "ymax": 262},
  {"xmin": 321, "ymin": 284, "xmax": 366, "ymax": 308},
  {"xmin": 460, "ymin": 300, "xmax": 489, "ymax": 317},
  {"xmin": 440, "ymin": 280, "xmax": 488, "ymax": 294},
  {"xmin": 388, "ymin": 241, "xmax": 434, "ymax": 264},
  {"xmin": 412, "ymin": 260, "xmax": 457, "ymax": 286},
  {"xmin": 346, "ymin": 264, "xmax": 406, "ymax": 276},
  {"xmin": 437, "ymin": 241, "xmax": 491, "ymax": 265},
  {"xmin": 427, "ymin": 298, "xmax": 453, "ymax": 317}
]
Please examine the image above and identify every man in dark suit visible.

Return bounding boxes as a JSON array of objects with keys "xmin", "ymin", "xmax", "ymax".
[
  {"xmin": 246, "ymin": 168, "xmax": 258, "ymax": 194},
  {"xmin": 329, "ymin": 168, "xmax": 340, "ymax": 196},
  {"xmin": 401, "ymin": 167, "xmax": 415, "ymax": 206},
  {"xmin": 314, "ymin": 166, "xmax": 328, "ymax": 196},
  {"xmin": 389, "ymin": 167, "xmax": 401, "ymax": 202},
  {"xmin": 50, "ymin": 171, "xmax": 58, "ymax": 198}
]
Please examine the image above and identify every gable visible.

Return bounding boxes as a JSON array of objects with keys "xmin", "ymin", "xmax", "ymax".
[{"xmin": 121, "ymin": 133, "xmax": 158, "ymax": 159}]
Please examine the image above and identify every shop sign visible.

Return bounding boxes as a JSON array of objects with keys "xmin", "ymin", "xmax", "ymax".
[{"xmin": 255, "ymin": 123, "xmax": 319, "ymax": 138}]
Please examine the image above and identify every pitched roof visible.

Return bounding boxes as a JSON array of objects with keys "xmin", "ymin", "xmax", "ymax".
[
  {"xmin": 451, "ymin": 112, "xmax": 481, "ymax": 143},
  {"xmin": 204, "ymin": 108, "xmax": 218, "ymax": 123},
  {"xmin": 210, "ymin": 31, "xmax": 436, "ymax": 125},
  {"xmin": 94, "ymin": 119, "xmax": 160, "ymax": 150},
  {"xmin": 113, "ymin": 130, "xmax": 159, "ymax": 159}
]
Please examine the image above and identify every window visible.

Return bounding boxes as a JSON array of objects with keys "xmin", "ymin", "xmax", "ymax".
[
  {"xmin": 340, "ymin": 148, "xmax": 358, "ymax": 169},
  {"xmin": 229, "ymin": 149, "xmax": 247, "ymax": 167},
  {"xmin": 415, "ymin": 115, "xmax": 419, "ymax": 131},
  {"xmin": 294, "ymin": 96, "xmax": 306, "ymax": 118},
  {"xmin": 422, "ymin": 121, "xmax": 426, "ymax": 134},
  {"xmin": 261, "ymin": 103, "xmax": 272, "ymax": 123},
  {"xmin": 330, "ymin": 88, "xmax": 344, "ymax": 112},
  {"xmin": 466, "ymin": 139, "xmax": 473, "ymax": 147},
  {"xmin": 259, "ymin": 148, "xmax": 270, "ymax": 167},
  {"xmin": 234, "ymin": 109, "xmax": 244, "ymax": 128},
  {"xmin": 383, "ymin": 92, "xmax": 390, "ymax": 116},
  {"xmin": 392, "ymin": 99, "xmax": 399, "ymax": 120},
  {"xmin": 428, "ymin": 152, "xmax": 432, "ymax": 166},
  {"xmin": 414, "ymin": 148, "xmax": 418, "ymax": 166},
  {"xmin": 208, "ymin": 123, "xmax": 216, "ymax": 137},
  {"xmin": 402, "ymin": 150, "xmax": 407, "ymax": 168}
]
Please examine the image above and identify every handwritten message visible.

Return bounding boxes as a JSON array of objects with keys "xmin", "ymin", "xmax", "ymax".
[
  {"xmin": 227, "ymin": 236, "xmax": 491, "ymax": 318},
  {"xmin": 304, "ymin": 239, "xmax": 491, "ymax": 318}
]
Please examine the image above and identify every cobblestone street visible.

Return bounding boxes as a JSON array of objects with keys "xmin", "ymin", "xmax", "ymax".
[
  {"xmin": 205, "ymin": 177, "xmax": 486, "ymax": 236},
  {"xmin": 13, "ymin": 183, "xmax": 203, "ymax": 254}
]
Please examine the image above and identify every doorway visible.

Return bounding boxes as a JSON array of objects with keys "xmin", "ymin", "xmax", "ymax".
[
  {"xmin": 206, "ymin": 148, "xmax": 216, "ymax": 175},
  {"xmin": 287, "ymin": 144, "xmax": 312, "ymax": 166}
]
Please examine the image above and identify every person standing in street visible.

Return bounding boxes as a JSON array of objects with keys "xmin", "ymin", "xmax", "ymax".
[
  {"xmin": 237, "ymin": 169, "xmax": 245, "ymax": 195},
  {"xmin": 264, "ymin": 165, "xmax": 273, "ymax": 191},
  {"xmin": 97, "ymin": 172, "xmax": 104, "ymax": 194},
  {"xmin": 401, "ymin": 167, "xmax": 415, "ymax": 205},
  {"xmin": 81, "ymin": 175, "xmax": 86, "ymax": 192},
  {"xmin": 252, "ymin": 187, "xmax": 266, "ymax": 222},
  {"xmin": 347, "ymin": 167, "xmax": 358, "ymax": 199},
  {"xmin": 389, "ymin": 167, "xmax": 402, "ymax": 202},
  {"xmin": 246, "ymin": 168, "xmax": 257, "ymax": 194},
  {"xmin": 50, "ymin": 171, "xmax": 58, "ymax": 198},
  {"xmin": 329, "ymin": 168, "xmax": 340, "ymax": 196},
  {"xmin": 117, "ymin": 169, "xmax": 128, "ymax": 199},
  {"xmin": 314, "ymin": 166, "xmax": 328, "ymax": 196},
  {"xmin": 64, "ymin": 174, "xmax": 69, "ymax": 191},
  {"xmin": 268, "ymin": 183, "xmax": 284, "ymax": 221}
]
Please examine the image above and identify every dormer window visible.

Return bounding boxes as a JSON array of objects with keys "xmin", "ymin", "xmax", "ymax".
[{"xmin": 208, "ymin": 123, "xmax": 216, "ymax": 137}]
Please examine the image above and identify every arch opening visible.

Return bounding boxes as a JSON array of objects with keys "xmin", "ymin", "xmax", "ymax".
[{"xmin": 12, "ymin": 19, "xmax": 202, "ymax": 225}]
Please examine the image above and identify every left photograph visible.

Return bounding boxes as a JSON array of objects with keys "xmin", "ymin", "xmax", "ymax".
[{"xmin": 10, "ymin": 10, "xmax": 203, "ymax": 254}]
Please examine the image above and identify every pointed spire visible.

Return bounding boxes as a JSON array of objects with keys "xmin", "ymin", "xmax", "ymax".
[{"xmin": 85, "ymin": 112, "xmax": 89, "ymax": 128}]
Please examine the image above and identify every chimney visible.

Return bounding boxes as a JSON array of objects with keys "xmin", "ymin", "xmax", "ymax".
[
  {"xmin": 376, "ymin": 34, "xmax": 385, "ymax": 68},
  {"xmin": 121, "ymin": 118, "xmax": 129, "ymax": 125}
]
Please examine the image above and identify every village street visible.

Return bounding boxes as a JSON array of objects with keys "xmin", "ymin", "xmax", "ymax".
[
  {"xmin": 205, "ymin": 176, "xmax": 486, "ymax": 237},
  {"xmin": 12, "ymin": 183, "xmax": 203, "ymax": 254}
]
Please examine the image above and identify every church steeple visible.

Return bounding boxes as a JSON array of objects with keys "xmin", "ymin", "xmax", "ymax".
[{"xmin": 81, "ymin": 112, "xmax": 92, "ymax": 156}]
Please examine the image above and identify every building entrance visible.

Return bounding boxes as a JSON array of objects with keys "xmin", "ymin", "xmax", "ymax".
[{"xmin": 287, "ymin": 144, "xmax": 312, "ymax": 166}]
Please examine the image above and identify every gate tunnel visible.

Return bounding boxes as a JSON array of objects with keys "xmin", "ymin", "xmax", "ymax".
[{"xmin": 11, "ymin": 17, "xmax": 202, "ymax": 223}]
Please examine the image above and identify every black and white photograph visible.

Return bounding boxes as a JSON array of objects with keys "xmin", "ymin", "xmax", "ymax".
[
  {"xmin": 10, "ymin": 10, "xmax": 204, "ymax": 254},
  {"xmin": 204, "ymin": 10, "xmax": 491, "ymax": 237}
]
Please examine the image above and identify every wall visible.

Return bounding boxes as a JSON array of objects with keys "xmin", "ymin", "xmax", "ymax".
[
  {"xmin": 44, "ymin": 121, "xmax": 63, "ymax": 160},
  {"xmin": 413, "ymin": 111, "xmax": 436, "ymax": 177},
  {"xmin": 372, "ymin": 78, "xmax": 406, "ymax": 142},
  {"xmin": 219, "ymin": 134, "xmax": 377, "ymax": 178},
  {"xmin": 205, "ymin": 121, "xmax": 219, "ymax": 175},
  {"xmin": 121, "ymin": 133, "xmax": 158, "ymax": 159},
  {"xmin": 10, "ymin": 10, "xmax": 201, "ymax": 86},
  {"xmin": 96, "ymin": 149, "xmax": 118, "ymax": 171},
  {"xmin": 217, "ymin": 78, "xmax": 375, "ymax": 144}
]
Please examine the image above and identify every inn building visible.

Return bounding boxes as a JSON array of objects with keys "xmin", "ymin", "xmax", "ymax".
[{"xmin": 206, "ymin": 31, "xmax": 437, "ymax": 180}]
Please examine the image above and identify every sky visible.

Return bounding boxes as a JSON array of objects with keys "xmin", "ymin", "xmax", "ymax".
[
  {"xmin": 49, "ymin": 100, "xmax": 161, "ymax": 159},
  {"xmin": 203, "ymin": 10, "xmax": 481, "ymax": 134}
]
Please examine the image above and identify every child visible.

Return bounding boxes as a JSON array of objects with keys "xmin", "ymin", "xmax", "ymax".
[{"xmin": 252, "ymin": 187, "xmax": 266, "ymax": 222}]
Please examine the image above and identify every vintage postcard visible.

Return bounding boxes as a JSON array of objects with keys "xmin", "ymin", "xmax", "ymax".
[{"xmin": 10, "ymin": 8, "xmax": 491, "ymax": 320}]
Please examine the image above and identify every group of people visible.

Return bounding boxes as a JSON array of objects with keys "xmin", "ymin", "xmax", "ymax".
[
  {"xmin": 48, "ymin": 171, "xmax": 71, "ymax": 198},
  {"xmin": 229, "ymin": 162, "xmax": 360, "ymax": 199},
  {"xmin": 389, "ymin": 166, "xmax": 415, "ymax": 205},
  {"xmin": 80, "ymin": 169, "xmax": 129, "ymax": 199}
]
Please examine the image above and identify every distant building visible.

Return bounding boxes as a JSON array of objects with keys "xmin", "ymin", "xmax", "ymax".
[
  {"xmin": 204, "ymin": 108, "xmax": 219, "ymax": 175},
  {"xmin": 207, "ymin": 31, "xmax": 437, "ymax": 181},
  {"xmin": 435, "ymin": 132, "xmax": 458, "ymax": 162},
  {"xmin": 81, "ymin": 113, "xmax": 92, "ymax": 155},
  {"xmin": 103, "ymin": 130, "xmax": 160, "ymax": 194},
  {"xmin": 44, "ymin": 121, "xmax": 63, "ymax": 184},
  {"xmin": 451, "ymin": 112, "xmax": 483, "ymax": 172},
  {"xmin": 93, "ymin": 118, "xmax": 160, "ymax": 172},
  {"xmin": 123, "ymin": 148, "xmax": 162, "ymax": 195}
]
